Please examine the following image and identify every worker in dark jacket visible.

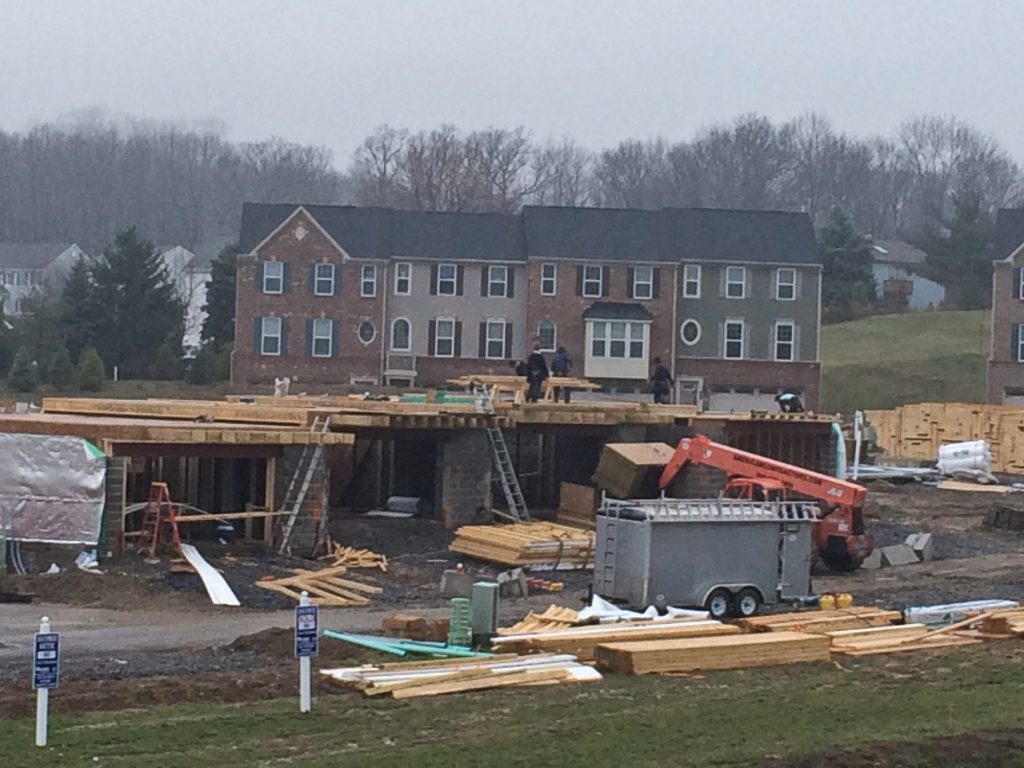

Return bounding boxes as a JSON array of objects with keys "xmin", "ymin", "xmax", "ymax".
[
  {"xmin": 550, "ymin": 346, "xmax": 573, "ymax": 403},
  {"xmin": 776, "ymin": 391, "xmax": 805, "ymax": 413},
  {"xmin": 650, "ymin": 357, "xmax": 672, "ymax": 404},
  {"xmin": 525, "ymin": 344, "xmax": 549, "ymax": 403}
]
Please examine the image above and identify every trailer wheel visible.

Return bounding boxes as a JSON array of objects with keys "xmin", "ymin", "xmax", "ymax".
[
  {"xmin": 735, "ymin": 588, "xmax": 761, "ymax": 618},
  {"xmin": 705, "ymin": 588, "xmax": 733, "ymax": 620}
]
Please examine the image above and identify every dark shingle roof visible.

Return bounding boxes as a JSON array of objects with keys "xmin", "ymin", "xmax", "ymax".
[
  {"xmin": 582, "ymin": 302, "xmax": 652, "ymax": 321},
  {"xmin": 239, "ymin": 204, "xmax": 820, "ymax": 266},
  {"xmin": 870, "ymin": 239, "xmax": 928, "ymax": 266},
  {"xmin": 0, "ymin": 243, "xmax": 73, "ymax": 269},
  {"xmin": 995, "ymin": 209, "xmax": 1024, "ymax": 260}
]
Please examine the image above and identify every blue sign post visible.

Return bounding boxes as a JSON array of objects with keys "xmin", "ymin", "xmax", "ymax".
[
  {"xmin": 32, "ymin": 617, "xmax": 59, "ymax": 746},
  {"xmin": 294, "ymin": 593, "xmax": 318, "ymax": 712}
]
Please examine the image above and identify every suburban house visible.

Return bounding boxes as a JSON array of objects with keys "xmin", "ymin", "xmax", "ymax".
[
  {"xmin": 869, "ymin": 239, "xmax": 945, "ymax": 311},
  {"xmin": 987, "ymin": 209, "xmax": 1024, "ymax": 404},
  {"xmin": 158, "ymin": 239, "xmax": 229, "ymax": 352},
  {"xmin": 0, "ymin": 242, "xmax": 88, "ymax": 315},
  {"xmin": 232, "ymin": 203, "xmax": 823, "ymax": 410}
]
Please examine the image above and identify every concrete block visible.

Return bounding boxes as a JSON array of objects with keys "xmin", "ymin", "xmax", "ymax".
[
  {"xmin": 861, "ymin": 549, "xmax": 884, "ymax": 570},
  {"xmin": 440, "ymin": 570, "xmax": 476, "ymax": 598},
  {"xmin": 904, "ymin": 532, "xmax": 935, "ymax": 562},
  {"xmin": 496, "ymin": 568, "xmax": 529, "ymax": 598},
  {"xmin": 881, "ymin": 543, "xmax": 919, "ymax": 567}
]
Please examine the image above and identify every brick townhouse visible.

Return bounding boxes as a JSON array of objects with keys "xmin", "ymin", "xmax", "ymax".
[
  {"xmin": 988, "ymin": 208, "xmax": 1024, "ymax": 404},
  {"xmin": 233, "ymin": 203, "xmax": 823, "ymax": 410}
]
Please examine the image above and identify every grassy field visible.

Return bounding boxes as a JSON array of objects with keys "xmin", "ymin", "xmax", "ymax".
[
  {"xmin": 2, "ymin": 647, "xmax": 1024, "ymax": 767},
  {"xmin": 0, "ymin": 379, "xmax": 233, "ymax": 401},
  {"xmin": 821, "ymin": 310, "xmax": 989, "ymax": 413}
]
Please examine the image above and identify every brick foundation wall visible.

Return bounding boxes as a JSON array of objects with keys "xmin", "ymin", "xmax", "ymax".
[
  {"xmin": 437, "ymin": 430, "xmax": 492, "ymax": 528},
  {"xmin": 676, "ymin": 357, "xmax": 821, "ymax": 410}
]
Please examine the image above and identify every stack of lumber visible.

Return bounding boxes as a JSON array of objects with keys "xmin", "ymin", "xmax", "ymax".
[
  {"xmin": 826, "ymin": 623, "xmax": 982, "ymax": 656},
  {"xmin": 321, "ymin": 653, "xmax": 601, "ymax": 699},
  {"xmin": 497, "ymin": 604, "xmax": 580, "ymax": 635},
  {"xmin": 734, "ymin": 607, "xmax": 901, "ymax": 634},
  {"xmin": 557, "ymin": 482, "xmax": 599, "ymax": 529},
  {"xmin": 494, "ymin": 619, "xmax": 740, "ymax": 662},
  {"xmin": 449, "ymin": 522, "xmax": 595, "ymax": 568},
  {"xmin": 321, "ymin": 540, "xmax": 388, "ymax": 571},
  {"xmin": 595, "ymin": 631, "xmax": 831, "ymax": 675},
  {"xmin": 980, "ymin": 608, "xmax": 1024, "ymax": 637},
  {"xmin": 591, "ymin": 442, "xmax": 676, "ymax": 499},
  {"xmin": 381, "ymin": 613, "xmax": 450, "ymax": 642},
  {"xmin": 256, "ymin": 564, "xmax": 382, "ymax": 606}
]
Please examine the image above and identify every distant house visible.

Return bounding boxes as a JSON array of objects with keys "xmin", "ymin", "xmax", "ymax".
[
  {"xmin": 157, "ymin": 238, "xmax": 230, "ymax": 352},
  {"xmin": 0, "ymin": 243, "xmax": 88, "ymax": 315},
  {"xmin": 987, "ymin": 209, "xmax": 1024, "ymax": 403},
  {"xmin": 869, "ymin": 239, "xmax": 945, "ymax": 310}
]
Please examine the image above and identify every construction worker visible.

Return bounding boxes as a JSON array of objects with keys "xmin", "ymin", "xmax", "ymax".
[
  {"xmin": 776, "ymin": 391, "xmax": 805, "ymax": 413},
  {"xmin": 525, "ymin": 344, "xmax": 549, "ymax": 403},
  {"xmin": 550, "ymin": 346, "xmax": 573, "ymax": 403},
  {"xmin": 650, "ymin": 357, "xmax": 672, "ymax": 404}
]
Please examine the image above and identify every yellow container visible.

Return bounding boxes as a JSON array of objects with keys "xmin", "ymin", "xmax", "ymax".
[
  {"xmin": 836, "ymin": 593, "xmax": 854, "ymax": 609},
  {"xmin": 819, "ymin": 594, "xmax": 836, "ymax": 611}
]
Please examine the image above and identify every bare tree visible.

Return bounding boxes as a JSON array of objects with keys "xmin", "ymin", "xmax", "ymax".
[
  {"xmin": 592, "ymin": 138, "xmax": 670, "ymax": 208},
  {"xmin": 351, "ymin": 124, "xmax": 409, "ymax": 207},
  {"xmin": 529, "ymin": 138, "xmax": 594, "ymax": 206}
]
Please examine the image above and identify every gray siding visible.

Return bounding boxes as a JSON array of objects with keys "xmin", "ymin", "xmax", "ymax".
[
  {"xmin": 677, "ymin": 264, "xmax": 819, "ymax": 361},
  {"xmin": 386, "ymin": 260, "xmax": 528, "ymax": 358}
]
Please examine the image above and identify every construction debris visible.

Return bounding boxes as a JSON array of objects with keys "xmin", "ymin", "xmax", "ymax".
[
  {"xmin": 448, "ymin": 522, "xmax": 595, "ymax": 569},
  {"xmin": 256, "ymin": 564, "xmax": 382, "ymax": 606},
  {"xmin": 321, "ymin": 539, "xmax": 388, "ymax": 571},
  {"xmin": 904, "ymin": 599, "xmax": 1020, "ymax": 626},
  {"xmin": 881, "ymin": 544, "xmax": 919, "ymax": 567},
  {"xmin": 826, "ymin": 624, "xmax": 982, "ymax": 656},
  {"xmin": 734, "ymin": 607, "xmax": 902, "ymax": 634},
  {"xmin": 381, "ymin": 613, "xmax": 450, "ymax": 642},
  {"xmin": 497, "ymin": 604, "xmax": 581, "ymax": 635},
  {"xmin": 181, "ymin": 544, "xmax": 240, "ymax": 607}
]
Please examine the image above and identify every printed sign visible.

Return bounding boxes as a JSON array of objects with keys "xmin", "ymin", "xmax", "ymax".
[
  {"xmin": 294, "ymin": 605, "xmax": 319, "ymax": 658},
  {"xmin": 32, "ymin": 632, "xmax": 60, "ymax": 690}
]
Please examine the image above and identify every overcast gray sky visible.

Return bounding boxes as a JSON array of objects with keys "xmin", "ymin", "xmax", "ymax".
[{"xmin": 2, "ymin": 0, "xmax": 1022, "ymax": 163}]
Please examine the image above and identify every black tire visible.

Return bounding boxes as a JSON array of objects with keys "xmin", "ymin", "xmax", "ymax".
[
  {"xmin": 820, "ymin": 537, "xmax": 863, "ymax": 572},
  {"xmin": 705, "ymin": 588, "xmax": 733, "ymax": 620},
  {"xmin": 735, "ymin": 588, "xmax": 761, "ymax": 618}
]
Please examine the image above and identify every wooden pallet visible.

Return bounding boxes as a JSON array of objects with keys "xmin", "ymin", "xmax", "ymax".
[{"xmin": 256, "ymin": 564, "xmax": 383, "ymax": 606}]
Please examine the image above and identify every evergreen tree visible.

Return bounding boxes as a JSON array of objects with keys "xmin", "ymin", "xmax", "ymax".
[
  {"xmin": 818, "ymin": 208, "xmax": 877, "ymax": 322},
  {"xmin": 60, "ymin": 257, "xmax": 100, "ymax": 362},
  {"xmin": 18, "ymin": 291, "xmax": 65, "ymax": 367},
  {"xmin": 89, "ymin": 228, "xmax": 184, "ymax": 378},
  {"xmin": 919, "ymin": 192, "xmax": 993, "ymax": 310},
  {"xmin": 77, "ymin": 346, "xmax": 105, "ymax": 391},
  {"xmin": 187, "ymin": 344, "xmax": 231, "ymax": 385},
  {"xmin": 201, "ymin": 243, "xmax": 238, "ymax": 347},
  {"xmin": 45, "ymin": 343, "xmax": 75, "ymax": 389},
  {"xmin": 8, "ymin": 346, "xmax": 39, "ymax": 392},
  {"xmin": 148, "ymin": 340, "xmax": 183, "ymax": 380}
]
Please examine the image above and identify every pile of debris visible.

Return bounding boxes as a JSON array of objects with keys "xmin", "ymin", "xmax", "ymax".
[
  {"xmin": 256, "ymin": 564, "xmax": 382, "ymax": 606},
  {"xmin": 448, "ymin": 522, "xmax": 594, "ymax": 568}
]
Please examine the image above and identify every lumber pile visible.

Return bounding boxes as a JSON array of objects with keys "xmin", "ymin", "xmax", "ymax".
[
  {"xmin": 321, "ymin": 653, "xmax": 601, "ymax": 699},
  {"xmin": 980, "ymin": 608, "xmax": 1024, "ymax": 636},
  {"xmin": 826, "ymin": 623, "xmax": 982, "ymax": 656},
  {"xmin": 321, "ymin": 540, "xmax": 388, "ymax": 571},
  {"xmin": 494, "ymin": 619, "xmax": 740, "ymax": 662},
  {"xmin": 449, "ymin": 522, "xmax": 595, "ymax": 568},
  {"xmin": 734, "ymin": 607, "xmax": 901, "ymax": 634},
  {"xmin": 497, "ymin": 604, "xmax": 581, "ymax": 635},
  {"xmin": 591, "ymin": 442, "xmax": 676, "ymax": 499},
  {"xmin": 557, "ymin": 481, "xmax": 599, "ymax": 529},
  {"xmin": 595, "ymin": 631, "xmax": 831, "ymax": 675},
  {"xmin": 256, "ymin": 564, "xmax": 383, "ymax": 606}
]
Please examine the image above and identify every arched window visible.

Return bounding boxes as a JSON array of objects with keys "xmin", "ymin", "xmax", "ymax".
[
  {"xmin": 538, "ymin": 319, "xmax": 556, "ymax": 351},
  {"xmin": 390, "ymin": 318, "xmax": 411, "ymax": 351}
]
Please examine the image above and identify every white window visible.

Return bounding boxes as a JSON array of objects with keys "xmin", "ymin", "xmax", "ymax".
[
  {"xmin": 538, "ymin": 320, "xmax": 556, "ymax": 351},
  {"xmin": 725, "ymin": 266, "xmax": 746, "ymax": 299},
  {"xmin": 487, "ymin": 265, "xmax": 509, "ymax": 298},
  {"xmin": 724, "ymin": 319, "xmax": 744, "ymax": 359},
  {"xmin": 590, "ymin": 321, "xmax": 646, "ymax": 359},
  {"xmin": 361, "ymin": 265, "xmax": 377, "ymax": 297},
  {"xmin": 262, "ymin": 261, "xmax": 284, "ymax": 294},
  {"xmin": 775, "ymin": 321, "xmax": 795, "ymax": 361},
  {"xmin": 776, "ymin": 268, "xmax": 796, "ymax": 301},
  {"xmin": 311, "ymin": 318, "xmax": 333, "ymax": 357},
  {"xmin": 683, "ymin": 264, "xmax": 701, "ymax": 298},
  {"xmin": 485, "ymin": 319, "xmax": 507, "ymax": 359},
  {"xmin": 394, "ymin": 262, "xmax": 411, "ymax": 295},
  {"xmin": 437, "ymin": 264, "xmax": 457, "ymax": 295},
  {"xmin": 582, "ymin": 265, "xmax": 603, "ymax": 297},
  {"xmin": 260, "ymin": 317, "xmax": 282, "ymax": 355},
  {"xmin": 632, "ymin": 266, "xmax": 653, "ymax": 299},
  {"xmin": 314, "ymin": 263, "xmax": 335, "ymax": 296},
  {"xmin": 434, "ymin": 318, "xmax": 456, "ymax": 357},
  {"xmin": 391, "ymin": 318, "xmax": 411, "ymax": 351},
  {"xmin": 680, "ymin": 319, "xmax": 701, "ymax": 346},
  {"xmin": 541, "ymin": 263, "xmax": 556, "ymax": 296}
]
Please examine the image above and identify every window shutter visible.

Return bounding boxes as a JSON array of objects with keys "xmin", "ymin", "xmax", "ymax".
[
  {"xmin": 504, "ymin": 322, "xmax": 513, "ymax": 356},
  {"xmin": 281, "ymin": 263, "xmax": 290, "ymax": 293},
  {"xmin": 331, "ymin": 319, "xmax": 339, "ymax": 357},
  {"xmin": 627, "ymin": 268, "xmax": 635, "ymax": 299},
  {"xmin": 653, "ymin": 268, "xmax": 661, "ymax": 298},
  {"xmin": 430, "ymin": 265, "xmax": 438, "ymax": 295},
  {"xmin": 602, "ymin": 266, "xmax": 610, "ymax": 297},
  {"xmin": 1014, "ymin": 324, "xmax": 1021, "ymax": 362},
  {"xmin": 454, "ymin": 321, "xmax": 463, "ymax": 356},
  {"xmin": 481, "ymin": 267, "xmax": 489, "ymax": 297},
  {"xmin": 770, "ymin": 269, "xmax": 777, "ymax": 299},
  {"xmin": 333, "ymin": 265, "xmax": 340, "ymax": 296},
  {"xmin": 306, "ymin": 318, "xmax": 314, "ymax": 355},
  {"xmin": 428, "ymin": 320, "xmax": 437, "ymax": 355},
  {"xmin": 253, "ymin": 317, "xmax": 261, "ymax": 352},
  {"xmin": 576, "ymin": 266, "xmax": 583, "ymax": 296},
  {"xmin": 280, "ymin": 318, "xmax": 288, "ymax": 355},
  {"xmin": 308, "ymin": 265, "xmax": 316, "ymax": 294},
  {"xmin": 479, "ymin": 322, "xmax": 487, "ymax": 357},
  {"xmin": 257, "ymin": 263, "xmax": 265, "ymax": 291},
  {"xmin": 456, "ymin": 266, "xmax": 464, "ymax": 296},
  {"xmin": 794, "ymin": 324, "xmax": 801, "ymax": 362},
  {"xmin": 507, "ymin": 268, "xmax": 515, "ymax": 298},
  {"xmin": 1016, "ymin": 268, "xmax": 1023, "ymax": 300}
]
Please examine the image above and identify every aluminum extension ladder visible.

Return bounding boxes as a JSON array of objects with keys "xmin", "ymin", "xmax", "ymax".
[
  {"xmin": 473, "ymin": 383, "xmax": 529, "ymax": 523},
  {"xmin": 278, "ymin": 416, "xmax": 331, "ymax": 553}
]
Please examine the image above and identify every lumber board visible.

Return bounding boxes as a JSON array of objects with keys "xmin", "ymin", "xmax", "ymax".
[
  {"xmin": 42, "ymin": 397, "xmax": 314, "ymax": 426},
  {"xmin": 390, "ymin": 668, "xmax": 571, "ymax": 699},
  {"xmin": 836, "ymin": 636, "xmax": 982, "ymax": 657},
  {"xmin": 734, "ymin": 608, "xmax": 901, "ymax": 634}
]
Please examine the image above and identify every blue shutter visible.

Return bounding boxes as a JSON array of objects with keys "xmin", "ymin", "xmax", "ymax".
[
  {"xmin": 1014, "ymin": 324, "xmax": 1021, "ymax": 362},
  {"xmin": 309, "ymin": 265, "xmax": 316, "ymax": 294},
  {"xmin": 306, "ymin": 318, "xmax": 314, "ymax": 355},
  {"xmin": 282, "ymin": 262, "xmax": 290, "ymax": 293},
  {"xmin": 254, "ymin": 317, "xmax": 262, "ymax": 354},
  {"xmin": 281, "ymin": 318, "xmax": 288, "ymax": 355},
  {"xmin": 331, "ymin": 319, "xmax": 340, "ymax": 357},
  {"xmin": 256, "ymin": 263, "xmax": 265, "ymax": 293}
]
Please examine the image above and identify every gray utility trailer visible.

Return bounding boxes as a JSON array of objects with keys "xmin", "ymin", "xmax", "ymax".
[{"xmin": 594, "ymin": 495, "xmax": 818, "ymax": 619}]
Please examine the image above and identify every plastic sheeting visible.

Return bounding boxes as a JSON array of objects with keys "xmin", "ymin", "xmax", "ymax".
[{"xmin": 0, "ymin": 433, "xmax": 106, "ymax": 545}]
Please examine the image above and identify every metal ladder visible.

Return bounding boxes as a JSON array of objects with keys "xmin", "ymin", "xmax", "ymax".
[
  {"xmin": 278, "ymin": 416, "xmax": 331, "ymax": 553},
  {"xmin": 473, "ymin": 383, "xmax": 529, "ymax": 523}
]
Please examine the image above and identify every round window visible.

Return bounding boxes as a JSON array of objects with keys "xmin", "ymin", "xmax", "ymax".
[
  {"xmin": 680, "ymin": 319, "xmax": 701, "ymax": 346},
  {"xmin": 357, "ymin": 321, "xmax": 376, "ymax": 344}
]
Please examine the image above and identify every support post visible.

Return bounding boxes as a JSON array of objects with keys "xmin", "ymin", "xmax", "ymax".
[
  {"xmin": 299, "ymin": 592, "xmax": 311, "ymax": 713},
  {"xmin": 35, "ymin": 616, "xmax": 52, "ymax": 747}
]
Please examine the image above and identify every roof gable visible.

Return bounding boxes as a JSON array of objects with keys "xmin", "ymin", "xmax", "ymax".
[
  {"xmin": 0, "ymin": 243, "xmax": 75, "ymax": 270},
  {"xmin": 995, "ymin": 209, "xmax": 1024, "ymax": 262}
]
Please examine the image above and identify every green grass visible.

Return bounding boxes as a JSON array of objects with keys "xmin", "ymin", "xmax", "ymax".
[
  {"xmin": 0, "ymin": 379, "xmax": 233, "ymax": 402},
  {"xmin": 2, "ymin": 648, "xmax": 1023, "ymax": 767},
  {"xmin": 821, "ymin": 310, "xmax": 989, "ymax": 413}
]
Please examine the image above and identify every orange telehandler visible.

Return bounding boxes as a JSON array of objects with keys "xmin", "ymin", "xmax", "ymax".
[{"xmin": 658, "ymin": 434, "xmax": 874, "ymax": 571}]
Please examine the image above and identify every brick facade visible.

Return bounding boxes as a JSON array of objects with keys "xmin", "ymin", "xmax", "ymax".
[{"xmin": 988, "ymin": 258, "xmax": 1024, "ymax": 402}]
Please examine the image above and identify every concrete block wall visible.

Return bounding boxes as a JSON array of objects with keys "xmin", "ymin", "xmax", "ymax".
[
  {"xmin": 437, "ymin": 430, "xmax": 492, "ymax": 528},
  {"xmin": 276, "ymin": 445, "xmax": 330, "ymax": 556},
  {"xmin": 104, "ymin": 456, "xmax": 128, "ymax": 557}
]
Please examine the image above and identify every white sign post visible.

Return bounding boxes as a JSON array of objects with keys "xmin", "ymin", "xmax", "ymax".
[
  {"xmin": 32, "ymin": 616, "xmax": 60, "ymax": 747},
  {"xmin": 294, "ymin": 591, "xmax": 318, "ymax": 713}
]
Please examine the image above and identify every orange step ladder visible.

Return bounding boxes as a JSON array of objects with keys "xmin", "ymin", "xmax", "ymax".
[{"xmin": 140, "ymin": 482, "xmax": 182, "ymax": 557}]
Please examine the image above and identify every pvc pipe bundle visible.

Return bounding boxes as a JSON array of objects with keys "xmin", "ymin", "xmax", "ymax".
[{"xmin": 937, "ymin": 440, "xmax": 991, "ymax": 475}]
